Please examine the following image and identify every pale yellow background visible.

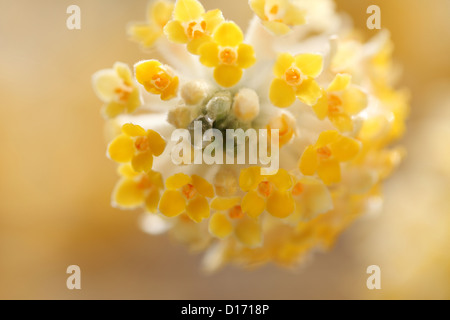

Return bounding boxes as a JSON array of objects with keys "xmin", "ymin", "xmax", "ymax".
[{"xmin": 1, "ymin": 0, "xmax": 449, "ymax": 299}]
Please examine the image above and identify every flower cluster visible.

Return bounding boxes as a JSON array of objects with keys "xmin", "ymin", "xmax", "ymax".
[{"xmin": 93, "ymin": 0, "xmax": 409, "ymax": 271}]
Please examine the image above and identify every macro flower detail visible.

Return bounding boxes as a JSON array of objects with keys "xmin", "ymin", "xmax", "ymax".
[
  {"xmin": 93, "ymin": 0, "xmax": 409, "ymax": 271},
  {"xmin": 313, "ymin": 73, "xmax": 368, "ymax": 132},
  {"xmin": 159, "ymin": 173, "xmax": 215, "ymax": 222},
  {"xmin": 240, "ymin": 167, "xmax": 295, "ymax": 219},
  {"xmin": 250, "ymin": 0, "xmax": 306, "ymax": 35},
  {"xmin": 112, "ymin": 164, "xmax": 164, "ymax": 213},
  {"xmin": 92, "ymin": 62, "xmax": 141, "ymax": 118},
  {"xmin": 128, "ymin": 0, "xmax": 174, "ymax": 48},
  {"xmin": 270, "ymin": 52, "xmax": 323, "ymax": 108},
  {"xmin": 299, "ymin": 130, "xmax": 361, "ymax": 185},
  {"xmin": 164, "ymin": 0, "xmax": 224, "ymax": 54},
  {"xmin": 108, "ymin": 123, "xmax": 166, "ymax": 173}
]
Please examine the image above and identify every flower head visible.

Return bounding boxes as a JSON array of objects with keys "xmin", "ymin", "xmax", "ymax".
[
  {"xmin": 250, "ymin": 0, "xmax": 306, "ymax": 35},
  {"xmin": 128, "ymin": 0, "xmax": 174, "ymax": 48},
  {"xmin": 270, "ymin": 52, "xmax": 323, "ymax": 108},
  {"xmin": 92, "ymin": 62, "xmax": 141, "ymax": 118},
  {"xmin": 135, "ymin": 60, "xmax": 179, "ymax": 101},
  {"xmin": 164, "ymin": 0, "xmax": 224, "ymax": 54},
  {"xmin": 108, "ymin": 123, "xmax": 166, "ymax": 173}
]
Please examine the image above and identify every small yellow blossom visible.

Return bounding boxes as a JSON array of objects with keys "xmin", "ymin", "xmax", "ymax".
[
  {"xmin": 112, "ymin": 164, "xmax": 164, "ymax": 213},
  {"xmin": 92, "ymin": 62, "xmax": 141, "ymax": 118},
  {"xmin": 250, "ymin": 0, "xmax": 306, "ymax": 35},
  {"xmin": 128, "ymin": 0, "xmax": 174, "ymax": 48},
  {"xmin": 108, "ymin": 123, "xmax": 166, "ymax": 173},
  {"xmin": 163, "ymin": 0, "xmax": 224, "ymax": 54},
  {"xmin": 312, "ymin": 73, "xmax": 368, "ymax": 132},
  {"xmin": 159, "ymin": 173, "xmax": 215, "ymax": 222},
  {"xmin": 135, "ymin": 60, "xmax": 179, "ymax": 101},
  {"xmin": 198, "ymin": 22, "xmax": 256, "ymax": 88},
  {"xmin": 267, "ymin": 112, "xmax": 296, "ymax": 147},
  {"xmin": 299, "ymin": 130, "xmax": 361, "ymax": 185},
  {"xmin": 239, "ymin": 167, "xmax": 295, "ymax": 219},
  {"xmin": 270, "ymin": 52, "xmax": 323, "ymax": 108}
]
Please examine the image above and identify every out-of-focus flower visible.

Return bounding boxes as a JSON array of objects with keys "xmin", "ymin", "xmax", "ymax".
[
  {"xmin": 249, "ymin": 0, "xmax": 306, "ymax": 35},
  {"xmin": 128, "ymin": 0, "xmax": 174, "ymax": 48},
  {"xmin": 164, "ymin": 0, "xmax": 224, "ymax": 54},
  {"xmin": 299, "ymin": 130, "xmax": 361, "ymax": 185},
  {"xmin": 198, "ymin": 22, "xmax": 256, "ymax": 87},
  {"xmin": 159, "ymin": 173, "xmax": 215, "ymax": 222},
  {"xmin": 112, "ymin": 164, "xmax": 164, "ymax": 212},
  {"xmin": 313, "ymin": 73, "xmax": 368, "ymax": 132},
  {"xmin": 270, "ymin": 53, "xmax": 323, "ymax": 108},
  {"xmin": 135, "ymin": 60, "xmax": 179, "ymax": 101},
  {"xmin": 108, "ymin": 123, "xmax": 166, "ymax": 173},
  {"xmin": 92, "ymin": 62, "xmax": 141, "ymax": 118}
]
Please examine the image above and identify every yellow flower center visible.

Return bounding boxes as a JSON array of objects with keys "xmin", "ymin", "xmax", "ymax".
[
  {"xmin": 317, "ymin": 146, "xmax": 332, "ymax": 160},
  {"xmin": 327, "ymin": 93, "xmax": 343, "ymax": 114},
  {"xmin": 228, "ymin": 205, "xmax": 244, "ymax": 219},
  {"xmin": 219, "ymin": 47, "xmax": 238, "ymax": 65},
  {"xmin": 137, "ymin": 175, "xmax": 154, "ymax": 191},
  {"xmin": 292, "ymin": 182, "xmax": 304, "ymax": 196},
  {"xmin": 114, "ymin": 85, "xmax": 133, "ymax": 102},
  {"xmin": 284, "ymin": 67, "xmax": 303, "ymax": 86},
  {"xmin": 182, "ymin": 184, "xmax": 197, "ymax": 200},
  {"xmin": 186, "ymin": 20, "xmax": 207, "ymax": 39},
  {"xmin": 135, "ymin": 136, "xmax": 151, "ymax": 153},
  {"xmin": 257, "ymin": 181, "xmax": 274, "ymax": 198},
  {"xmin": 151, "ymin": 71, "xmax": 171, "ymax": 91}
]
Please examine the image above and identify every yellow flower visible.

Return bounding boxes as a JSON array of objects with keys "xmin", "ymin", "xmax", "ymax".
[
  {"xmin": 108, "ymin": 123, "xmax": 166, "ymax": 173},
  {"xmin": 134, "ymin": 60, "xmax": 179, "ymax": 101},
  {"xmin": 163, "ymin": 0, "xmax": 224, "ymax": 54},
  {"xmin": 266, "ymin": 112, "xmax": 296, "ymax": 147},
  {"xmin": 92, "ymin": 62, "xmax": 141, "ymax": 118},
  {"xmin": 239, "ymin": 167, "xmax": 295, "ymax": 219},
  {"xmin": 112, "ymin": 164, "xmax": 164, "ymax": 213},
  {"xmin": 312, "ymin": 73, "xmax": 368, "ymax": 132},
  {"xmin": 299, "ymin": 130, "xmax": 361, "ymax": 185},
  {"xmin": 250, "ymin": 0, "xmax": 306, "ymax": 35},
  {"xmin": 198, "ymin": 22, "xmax": 256, "ymax": 88},
  {"xmin": 270, "ymin": 52, "xmax": 323, "ymax": 108},
  {"xmin": 159, "ymin": 173, "xmax": 215, "ymax": 222},
  {"xmin": 128, "ymin": 0, "xmax": 174, "ymax": 48}
]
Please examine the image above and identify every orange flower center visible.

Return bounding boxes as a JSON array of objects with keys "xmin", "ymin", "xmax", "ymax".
[
  {"xmin": 270, "ymin": 5, "xmax": 279, "ymax": 15},
  {"xmin": 151, "ymin": 71, "xmax": 171, "ymax": 91},
  {"xmin": 135, "ymin": 136, "xmax": 150, "ymax": 153},
  {"xmin": 137, "ymin": 175, "xmax": 154, "ymax": 191},
  {"xmin": 229, "ymin": 205, "xmax": 244, "ymax": 219},
  {"xmin": 186, "ymin": 20, "xmax": 207, "ymax": 39},
  {"xmin": 114, "ymin": 85, "xmax": 133, "ymax": 102},
  {"xmin": 219, "ymin": 47, "xmax": 238, "ymax": 65},
  {"xmin": 182, "ymin": 184, "xmax": 197, "ymax": 200},
  {"xmin": 327, "ymin": 93, "xmax": 343, "ymax": 114},
  {"xmin": 292, "ymin": 182, "xmax": 304, "ymax": 196},
  {"xmin": 257, "ymin": 181, "xmax": 274, "ymax": 198},
  {"xmin": 284, "ymin": 67, "xmax": 302, "ymax": 86},
  {"xmin": 317, "ymin": 146, "xmax": 332, "ymax": 160}
]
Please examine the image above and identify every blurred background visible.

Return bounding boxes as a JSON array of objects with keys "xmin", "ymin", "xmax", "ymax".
[{"xmin": 0, "ymin": 0, "xmax": 449, "ymax": 299}]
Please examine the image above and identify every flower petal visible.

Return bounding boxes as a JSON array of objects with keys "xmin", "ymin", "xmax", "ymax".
[
  {"xmin": 239, "ymin": 166, "xmax": 263, "ymax": 192},
  {"xmin": 114, "ymin": 62, "xmax": 133, "ymax": 85},
  {"xmin": 267, "ymin": 190, "xmax": 295, "ymax": 218},
  {"xmin": 102, "ymin": 102, "xmax": 125, "ymax": 119},
  {"xmin": 269, "ymin": 78, "xmax": 296, "ymax": 108},
  {"xmin": 122, "ymin": 123, "xmax": 146, "ymax": 137},
  {"xmin": 211, "ymin": 197, "xmax": 241, "ymax": 211},
  {"xmin": 262, "ymin": 20, "xmax": 291, "ymax": 35},
  {"xmin": 294, "ymin": 54, "xmax": 323, "ymax": 78},
  {"xmin": 274, "ymin": 53, "xmax": 294, "ymax": 78},
  {"xmin": 317, "ymin": 160, "xmax": 341, "ymax": 185},
  {"xmin": 108, "ymin": 134, "xmax": 135, "ymax": 163},
  {"xmin": 296, "ymin": 78, "xmax": 322, "ymax": 106},
  {"xmin": 146, "ymin": 129, "xmax": 166, "ymax": 156},
  {"xmin": 266, "ymin": 168, "xmax": 292, "ymax": 191},
  {"xmin": 213, "ymin": 22, "xmax": 243, "ymax": 47},
  {"xmin": 203, "ymin": 9, "xmax": 224, "ymax": 34},
  {"xmin": 342, "ymin": 86, "xmax": 368, "ymax": 115},
  {"xmin": 235, "ymin": 218, "xmax": 262, "ymax": 247},
  {"xmin": 159, "ymin": 190, "xmax": 186, "ymax": 217},
  {"xmin": 187, "ymin": 35, "xmax": 212, "ymax": 55},
  {"xmin": 209, "ymin": 213, "xmax": 233, "ymax": 239},
  {"xmin": 186, "ymin": 196, "xmax": 210, "ymax": 222},
  {"xmin": 135, "ymin": 60, "xmax": 162, "ymax": 85},
  {"xmin": 151, "ymin": 0, "xmax": 174, "ymax": 28},
  {"xmin": 312, "ymin": 90, "xmax": 328, "ymax": 120},
  {"xmin": 164, "ymin": 20, "xmax": 189, "ymax": 43},
  {"xmin": 236, "ymin": 44, "xmax": 256, "ymax": 69},
  {"xmin": 131, "ymin": 151, "xmax": 154, "ymax": 173},
  {"xmin": 284, "ymin": 3, "xmax": 306, "ymax": 25},
  {"xmin": 249, "ymin": 0, "xmax": 266, "ymax": 19},
  {"xmin": 92, "ymin": 69, "xmax": 122, "ymax": 102},
  {"xmin": 192, "ymin": 174, "xmax": 215, "ymax": 198},
  {"xmin": 329, "ymin": 113, "xmax": 354, "ymax": 132},
  {"xmin": 113, "ymin": 179, "xmax": 145, "ymax": 209},
  {"xmin": 165, "ymin": 173, "xmax": 192, "ymax": 190},
  {"xmin": 330, "ymin": 135, "xmax": 361, "ymax": 162},
  {"xmin": 145, "ymin": 188, "xmax": 161, "ymax": 213},
  {"xmin": 327, "ymin": 73, "xmax": 351, "ymax": 92},
  {"xmin": 174, "ymin": 0, "xmax": 204, "ymax": 22},
  {"xmin": 214, "ymin": 65, "xmax": 243, "ymax": 88},
  {"xmin": 242, "ymin": 191, "xmax": 265, "ymax": 218},
  {"xmin": 199, "ymin": 41, "xmax": 220, "ymax": 67},
  {"xmin": 316, "ymin": 130, "xmax": 340, "ymax": 148},
  {"xmin": 299, "ymin": 145, "xmax": 318, "ymax": 176}
]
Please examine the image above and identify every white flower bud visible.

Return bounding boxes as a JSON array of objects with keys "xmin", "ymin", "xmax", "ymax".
[
  {"xmin": 180, "ymin": 80, "xmax": 209, "ymax": 105},
  {"xmin": 232, "ymin": 88, "xmax": 260, "ymax": 122}
]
